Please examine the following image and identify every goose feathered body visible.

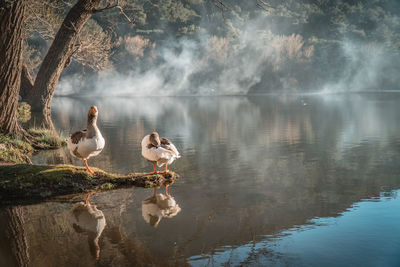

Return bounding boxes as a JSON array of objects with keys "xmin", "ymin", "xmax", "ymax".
[
  {"xmin": 67, "ymin": 106, "xmax": 104, "ymax": 174},
  {"xmin": 67, "ymin": 128, "xmax": 105, "ymax": 160},
  {"xmin": 141, "ymin": 133, "xmax": 180, "ymax": 167}
]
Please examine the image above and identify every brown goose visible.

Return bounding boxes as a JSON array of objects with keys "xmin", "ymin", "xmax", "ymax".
[{"xmin": 67, "ymin": 106, "xmax": 105, "ymax": 174}]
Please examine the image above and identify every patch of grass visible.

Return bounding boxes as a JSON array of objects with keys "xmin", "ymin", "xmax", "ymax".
[
  {"xmin": 16, "ymin": 102, "xmax": 66, "ymax": 148},
  {"xmin": 0, "ymin": 145, "xmax": 31, "ymax": 164},
  {"xmin": 17, "ymin": 102, "xmax": 31, "ymax": 123},
  {"xmin": 0, "ymin": 164, "xmax": 179, "ymax": 203},
  {"xmin": 0, "ymin": 134, "xmax": 32, "ymax": 152},
  {"xmin": 0, "ymin": 135, "xmax": 33, "ymax": 164},
  {"xmin": 1, "ymin": 103, "xmax": 64, "ymax": 164},
  {"xmin": 100, "ymin": 182, "xmax": 115, "ymax": 190},
  {"xmin": 0, "ymin": 127, "xmax": 66, "ymax": 164},
  {"xmin": 28, "ymin": 127, "xmax": 67, "ymax": 147}
]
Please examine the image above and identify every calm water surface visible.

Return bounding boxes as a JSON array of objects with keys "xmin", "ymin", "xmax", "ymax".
[{"xmin": 1, "ymin": 94, "xmax": 400, "ymax": 266}]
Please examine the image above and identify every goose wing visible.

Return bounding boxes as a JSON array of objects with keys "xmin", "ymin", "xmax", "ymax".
[
  {"xmin": 160, "ymin": 137, "xmax": 180, "ymax": 157},
  {"xmin": 70, "ymin": 129, "xmax": 87, "ymax": 144}
]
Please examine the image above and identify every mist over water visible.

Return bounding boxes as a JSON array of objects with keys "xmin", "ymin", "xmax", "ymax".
[
  {"xmin": 56, "ymin": 1, "xmax": 400, "ymax": 97},
  {"xmin": 321, "ymin": 41, "xmax": 399, "ymax": 93},
  {"xmin": 57, "ymin": 29, "xmax": 273, "ymax": 96}
]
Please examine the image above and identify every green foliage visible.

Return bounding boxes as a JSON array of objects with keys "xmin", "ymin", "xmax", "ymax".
[
  {"xmin": 156, "ymin": 0, "xmax": 200, "ymax": 23},
  {"xmin": 179, "ymin": 24, "xmax": 202, "ymax": 35},
  {"xmin": 258, "ymin": 0, "xmax": 400, "ymax": 49},
  {"xmin": 100, "ymin": 182, "xmax": 115, "ymax": 190}
]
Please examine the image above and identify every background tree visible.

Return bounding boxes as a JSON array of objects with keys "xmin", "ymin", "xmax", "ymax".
[
  {"xmin": 0, "ymin": 0, "xmax": 26, "ymax": 135},
  {"xmin": 24, "ymin": 0, "xmax": 105, "ymax": 128}
]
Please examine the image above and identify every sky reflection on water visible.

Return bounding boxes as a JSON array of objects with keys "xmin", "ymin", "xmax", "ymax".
[{"xmin": 189, "ymin": 190, "xmax": 400, "ymax": 266}]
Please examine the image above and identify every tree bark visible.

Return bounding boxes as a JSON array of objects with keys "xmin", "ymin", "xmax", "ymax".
[
  {"xmin": 19, "ymin": 63, "xmax": 34, "ymax": 100},
  {"xmin": 0, "ymin": 0, "xmax": 26, "ymax": 135},
  {"xmin": 25, "ymin": 0, "xmax": 102, "ymax": 128}
]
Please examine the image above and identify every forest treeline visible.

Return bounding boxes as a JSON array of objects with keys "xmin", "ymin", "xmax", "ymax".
[{"xmin": 25, "ymin": 0, "xmax": 400, "ymax": 94}]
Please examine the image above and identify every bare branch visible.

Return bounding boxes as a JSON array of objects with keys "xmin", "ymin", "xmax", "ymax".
[
  {"xmin": 116, "ymin": 5, "xmax": 135, "ymax": 25},
  {"xmin": 92, "ymin": 0, "xmax": 135, "ymax": 25},
  {"xmin": 64, "ymin": 20, "xmax": 79, "ymax": 33},
  {"xmin": 210, "ymin": 0, "xmax": 230, "ymax": 22},
  {"xmin": 92, "ymin": 1, "xmax": 119, "ymax": 13}
]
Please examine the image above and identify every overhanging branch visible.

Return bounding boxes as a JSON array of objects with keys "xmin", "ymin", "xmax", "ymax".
[
  {"xmin": 92, "ymin": 1, "xmax": 118, "ymax": 13},
  {"xmin": 91, "ymin": 0, "xmax": 135, "ymax": 25},
  {"xmin": 116, "ymin": 5, "xmax": 135, "ymax": 24}
]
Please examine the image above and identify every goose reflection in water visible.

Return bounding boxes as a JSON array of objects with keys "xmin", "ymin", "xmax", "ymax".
[
  {"xmin": 142, "ymin": 186, "xmax": 181, "ymax": 227},
  {"xmin": 69, "ymin": 193, "xmax": 106, "ymax": 260}
]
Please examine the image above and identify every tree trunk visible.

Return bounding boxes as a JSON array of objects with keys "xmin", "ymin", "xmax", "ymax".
[
  {"xmin": 19, "ymin": 63, "xmax": 34, "ymax": 100},
  {"xmin": 26, "ymin": 0, "xmax": 102, "ymax": 128},
  {"xmin": 20, "ymin": 64, "xmax": 57, "ymax": 132},
  {"xmin": 0, "ymin": 0, "xmax": 26, "ymax": 135}
]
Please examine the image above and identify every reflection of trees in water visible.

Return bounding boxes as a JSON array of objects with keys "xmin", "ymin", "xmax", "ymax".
[
  {"xmin": 43, "ymin": 96, "xmax": 400, "ymax": 222},
  {"xmin": 0, "ymin": 206, "xmax": 30, "ymax": 267},
  {"xmin": 45, "ymin": 95, "xmax": 400, "ymax": 171},
  {"xmin": 0, "ymin": 187, "xmax": 185, "ymax": 266}
]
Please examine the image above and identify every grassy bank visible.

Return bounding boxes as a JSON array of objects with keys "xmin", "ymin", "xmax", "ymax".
[
  {"xmin": 28, "ymin": 127, "xmax": 66, "ymax": 147},
  {"xmin": 0, "ymin": 135, "xmax": 33, "ymax": 164},
  {"xmin": 0, "ymin": 164, "xmax": 179, "ymax": 204},
  {"xmin": 0, "ymin": 102, "xmax": 66, "ymax": 164},
  {"xmin": 0, "ymin": 129, "xmax": 66, "ymax": 164}
]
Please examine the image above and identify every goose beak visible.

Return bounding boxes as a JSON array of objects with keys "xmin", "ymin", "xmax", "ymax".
[{"xmin": 91, "ymin": 106, "xmax": 98, "ymax": 114}]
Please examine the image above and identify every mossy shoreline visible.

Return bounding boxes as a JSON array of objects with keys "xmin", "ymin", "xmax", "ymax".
[
  {"xmin": 0, "ymin": 129, "xmax": 66, "ymax": 164},
  {"xmin": 0, "ymin": 102, "xmax": 66, "ymax": 164},
  {"xmin": 0, "ymin": 164, "xmax": 179, "ymax": 204}
]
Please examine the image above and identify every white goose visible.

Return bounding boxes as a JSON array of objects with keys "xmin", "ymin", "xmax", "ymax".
[
  {"xmin": 67, "ymin": 106, "xmax": 105, "ymax": 174},
  {"xmin": 141, "ymin": 132, "xmax": 180, "ymax": 174}
]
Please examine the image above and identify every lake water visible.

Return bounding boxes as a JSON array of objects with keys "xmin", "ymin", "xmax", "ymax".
[{"xmin": 1, "ymin": 94, "xmax": 400, "ymax": 266}]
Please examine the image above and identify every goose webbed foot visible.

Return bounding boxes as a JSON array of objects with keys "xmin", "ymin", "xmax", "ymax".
[
  {"xmin": 146, "ymin": 162, "xmax": 158, "ymax": 175},
  {"xmin": 157, "ymin": 163, "xmax": 169, "ymax": 174}
]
